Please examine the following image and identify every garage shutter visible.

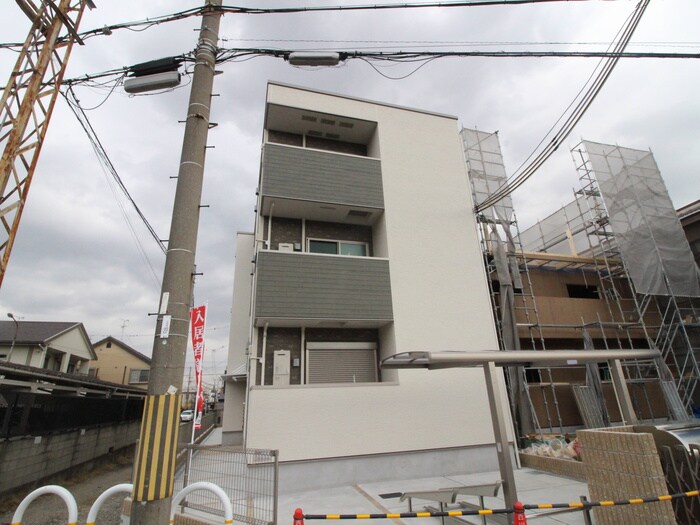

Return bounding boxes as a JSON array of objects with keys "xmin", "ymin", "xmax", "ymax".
[{"xmin": 307, "ymin": 347, "xmax": 377, "ymax": 384}]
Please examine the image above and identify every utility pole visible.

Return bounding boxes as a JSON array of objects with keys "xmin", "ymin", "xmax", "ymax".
[{"xmin": 130, "ymin": 1, "xmax": 222, "ymax": 523}]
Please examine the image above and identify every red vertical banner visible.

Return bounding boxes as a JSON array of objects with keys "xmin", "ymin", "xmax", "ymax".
[{"xmin": 190, "ymin": 305, "xmax": 206, "ymax": 430}]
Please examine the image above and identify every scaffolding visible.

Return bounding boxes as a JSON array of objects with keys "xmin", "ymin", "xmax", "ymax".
[{"xmin": 462, "ymin": 130, "xmax": 697, "ymax": 442}]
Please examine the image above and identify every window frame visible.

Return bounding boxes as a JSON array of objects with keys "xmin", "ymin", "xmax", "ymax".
[
  {"xmin": 306, "ymin": 237, "xmax": 369, "ymax": 257},
  {"xmin": 129, "ymin": 368, "xmax": 150, "ymax": 384}
]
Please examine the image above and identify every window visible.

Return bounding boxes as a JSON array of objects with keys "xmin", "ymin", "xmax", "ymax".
[
  {"xmin": 308, "ymin": 239, "xmax": 368, "ymax": 256},
  {"xmin": 306, "ymin": 343, "xmax": 377, "ymax": 384},
  {"xmin": 566, "ymin": 284, "xmax": 599, "ymax": 299},
  {"xmin": 129, "ymin": 369, "xmax": 150, "ymax": 384}
]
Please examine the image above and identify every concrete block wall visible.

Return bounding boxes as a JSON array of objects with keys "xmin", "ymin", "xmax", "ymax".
[
  {"xmin": 578, "ymin": 427, "xmax": 676, "ymax": 525},
  {"xmin": 518, "ymin": 453, "xmax": 586, "ymax": 481},
  {"xmin": 0, "ymin": 421, "xmax": 140, "ymax": 494}
]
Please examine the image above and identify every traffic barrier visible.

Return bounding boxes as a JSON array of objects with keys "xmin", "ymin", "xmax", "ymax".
[
  {"xmin": 85, "ymin": 483, "xmax": 133, "ymax": 525},
  {"xmin": 295, "ymin": 488, "xmax": 700, "ymax": 524},
  {"xmin": 11, "ymin": 485, "xmax": 78, "ymax": 525},
  {"xmin": 171, "ymin": 481, "xmax": 234, "ymax": 525}
]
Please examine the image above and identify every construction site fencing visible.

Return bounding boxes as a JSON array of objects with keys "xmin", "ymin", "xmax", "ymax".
[
  {"xmin": 295, "ymin": 489, "xmax": 700, "ymax": 524},
  {"xmin": 174, "ymin": 444, "xmax": 278, "ymax": 525}
]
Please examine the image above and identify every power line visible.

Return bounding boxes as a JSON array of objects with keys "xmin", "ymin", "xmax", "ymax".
[
  {"xmin": 0, "ymin": 0, "xmax": 610, "ymax": 50},
  {"xmin": 474, "ymin": 0, "xmax": 651, "ymax": 212},
  {"xmin": 62, "ymin": 88, "xmax": 166, "ymax": 292}
]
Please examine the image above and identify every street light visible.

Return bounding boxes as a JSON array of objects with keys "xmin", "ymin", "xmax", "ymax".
[{"xmin": 7, "ymin": 312, "xmax": 19, "ymax": 361}]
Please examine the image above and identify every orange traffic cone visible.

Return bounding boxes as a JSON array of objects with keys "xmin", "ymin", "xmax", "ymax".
[{"xmin": 513, "ymin": 502, "xmax": 527, "ymax": 524}]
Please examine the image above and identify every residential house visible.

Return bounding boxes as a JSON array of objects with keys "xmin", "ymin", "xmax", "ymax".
[
  {"xmin": 223, "ymin": 83, "xmax": 509, "ymax": 490},
  {"xmin": 679, "ymin": 199, "xmax": 700, "ymax": 268},
  {"xmin": 90, "ymin": 336, "xmax": 151, "ymax": 389},
  {"xmin": 0, "ymin": 321, "xmax": 95, "ymax": 374}
]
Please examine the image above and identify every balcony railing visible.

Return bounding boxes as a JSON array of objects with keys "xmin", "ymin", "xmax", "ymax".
[
  {"xmin": 261, "ymin": 143, "xmax": 383, "ymax": 209},
  {"xmin": 254, "ymin": 251, "xmax": 392, "ymax": 324}
]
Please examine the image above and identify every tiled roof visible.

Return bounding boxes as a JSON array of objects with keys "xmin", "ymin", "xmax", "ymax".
[{"xmin": 0, "ymin": 321, "xmax": 80, "ymax": 345}]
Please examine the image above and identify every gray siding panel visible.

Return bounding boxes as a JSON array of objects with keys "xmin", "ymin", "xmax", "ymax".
[
  {"xmin": 261, "ymin": 144, "xmax": 384, "ymax": 208},
  {"xmin": 255, "ymin": 252, "xmax": 393, "ymax": 320}
]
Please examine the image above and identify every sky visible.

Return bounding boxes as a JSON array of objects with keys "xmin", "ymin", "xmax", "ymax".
[{"xmin": 0, "ymin": 0, "xmax": 698, "ymax": 388}]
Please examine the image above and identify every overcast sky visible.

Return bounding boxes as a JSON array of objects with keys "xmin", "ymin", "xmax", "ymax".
[{"xmin": 0, "ymin": 0, "xmax": 698, "ymax": 386}]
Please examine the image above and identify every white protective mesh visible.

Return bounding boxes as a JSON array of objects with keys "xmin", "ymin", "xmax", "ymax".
[
  {"xmin": 461, "ymin": 128, "xmax": 513, "ymax": 223},
  {"xmin": 519, "ymin": 196, "xmax": 593, "ymax": 255},
  {"xmin": 582, "ymin": 141, "xmax": 700, "ymax": 297}
]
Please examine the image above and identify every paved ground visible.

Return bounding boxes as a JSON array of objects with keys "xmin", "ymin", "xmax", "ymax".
[{"xmin": 1, "ymin": 427, "xmax": 591, "ymax": 525}]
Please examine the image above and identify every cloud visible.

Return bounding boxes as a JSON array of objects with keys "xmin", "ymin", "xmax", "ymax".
[{"xmin": 1, "ymin": 0, "xmax": 698, "ymax": 382}]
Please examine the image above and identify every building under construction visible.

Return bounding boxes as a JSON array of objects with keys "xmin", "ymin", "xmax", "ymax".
[{"xmin": 462, "ymin": 129, "xmax": 700, "ymax": 441}]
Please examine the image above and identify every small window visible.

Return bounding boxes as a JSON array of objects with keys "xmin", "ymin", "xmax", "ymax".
[
  {"xmin": 129, "ymin": 369, "xmax": 150, "ymax": 384},
  {"xmin": 308, "ymin": 239, "xmax": 368, "ymax": 257},
  {"xmin": 566, "ymin": 284, "xmax": 599, "ymax": 299},
  {"xmin": 106, "ymin": 341, "xmax": 112, "ymax": 348}
]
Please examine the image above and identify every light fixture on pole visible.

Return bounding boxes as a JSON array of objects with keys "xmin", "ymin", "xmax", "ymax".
[{"xmin": 7, "ymin": 312, "xmax": 19, "ymax": 361}]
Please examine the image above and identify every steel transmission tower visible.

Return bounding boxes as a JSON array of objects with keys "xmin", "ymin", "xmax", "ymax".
[{"xmin": 0, "ymin": 0, "xmax": 93, "ymax": 288}]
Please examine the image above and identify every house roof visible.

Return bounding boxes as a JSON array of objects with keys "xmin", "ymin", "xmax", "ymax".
[
  {"xmin": 0, "ymin": 360, "xmax": 147, "ymax": 398},
  {"xmin": 678, "ymin": 198, "xmax": 700, "ymax": 223},
  {"xmin": 0, "ymin": 321, "xmax": 82, "ymax": 345},
  {"xmin": 92, "ymin": 336, "xmax": 151, "ymax": 364}
]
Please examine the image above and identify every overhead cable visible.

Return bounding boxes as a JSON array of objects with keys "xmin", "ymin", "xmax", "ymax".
[
  {"xmin": 62, "ymin": 87, "xmax": 167, "ymax": 266},
  {"xmin": 0, "ymin": 0, "xmax": 606, "ymax": 50},
  {"xmin": 474, "ymin": 0, "xmax": 651, "ymax": 212}
]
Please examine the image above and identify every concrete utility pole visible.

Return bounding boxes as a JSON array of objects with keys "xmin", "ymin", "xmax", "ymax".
[{"xmin": 130, "ymin": 1, "xmax": 222, "ymax": 523}]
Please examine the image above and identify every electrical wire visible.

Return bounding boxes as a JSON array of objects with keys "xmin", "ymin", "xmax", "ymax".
[
  {"xmin": 63, "ymin": 87, "xmax": 167, "ymax": 255},
  {"xmin": 62, "ymin": 88, "xmax": 166, "ymax": 293},
  {"xmin": 0, "ymin": 0, "xmax": 610, "ymax": 51},
  {"xmin": 474, "ymin": 0, "xmax": 651, "ymax": 212}
]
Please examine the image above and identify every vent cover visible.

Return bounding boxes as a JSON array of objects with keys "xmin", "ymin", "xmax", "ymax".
[
  {"xmin": 348, "ymin": 210, "xmax": 371, "ymax": 218},
  {"xmin": 307, "ymin": 130, "xmax": 323, "ymax": 137},
  {"xmin": 320, "ymin": 118, "xmax": 336, "ymax": 126},
  {"xmin": 339, "ymin": 121, "xmax": 354, "ymax": 129},
  {"xmin": 301, "ymin": 115, "xmax": 317, "ymax": 122}
]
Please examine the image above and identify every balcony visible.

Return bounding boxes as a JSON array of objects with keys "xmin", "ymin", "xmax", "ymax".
[
  {"xmin": 260, "ymin": 143, "xmax": 383, "ymax": 224},
  {"xmin": 254, "ymin": 251, "xmax": 393, "ymax": 327}
]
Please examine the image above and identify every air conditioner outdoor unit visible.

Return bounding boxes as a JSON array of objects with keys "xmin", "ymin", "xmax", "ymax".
[{"xmin": 278, "ymin": 243, "xmax": 294, "ymax": 252}]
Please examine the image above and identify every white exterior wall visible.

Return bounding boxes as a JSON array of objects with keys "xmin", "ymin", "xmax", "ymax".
[
  {"xmin": 242, "ymin": 84, "xmax": 508, "ymax": 462},
  {"xmin": 222, "ymin": 233, "xmax": 255, "ymax": 438},
  {"xmin": 51, "ymin": 329, "xmax": 93, "ymax": 373}
]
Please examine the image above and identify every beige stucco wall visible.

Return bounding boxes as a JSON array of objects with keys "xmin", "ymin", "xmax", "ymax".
[
  {"xmin": 241, "ymin": 84, "xmax": 508, "ymax": 462},
  {"xmin": 91, "ymin": 341, "xmax": 149, "ymax": 386}
]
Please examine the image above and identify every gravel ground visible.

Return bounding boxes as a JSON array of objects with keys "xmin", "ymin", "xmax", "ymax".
[{"xmin": 0, "ymin": 457, "xmax": 133, "ymax": 525}]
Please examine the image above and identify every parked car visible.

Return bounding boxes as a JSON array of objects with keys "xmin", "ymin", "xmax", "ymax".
[{"xmin": 180, "ymin": 409, "xmax": 194, "ymax": 422}]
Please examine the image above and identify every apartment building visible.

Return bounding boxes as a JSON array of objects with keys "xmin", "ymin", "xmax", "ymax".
[{"xmin": 223, "ymin": 83, "xmax": 510, "ymax": 489}]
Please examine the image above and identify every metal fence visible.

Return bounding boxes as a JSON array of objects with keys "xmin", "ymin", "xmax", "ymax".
[
  {"xmin": 0, "ymin": 391, "xmax": 143, "ymax": 438},
  {"xmin": 174, "ymin": 444, "xmax": 278, "ymax": 525}
]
